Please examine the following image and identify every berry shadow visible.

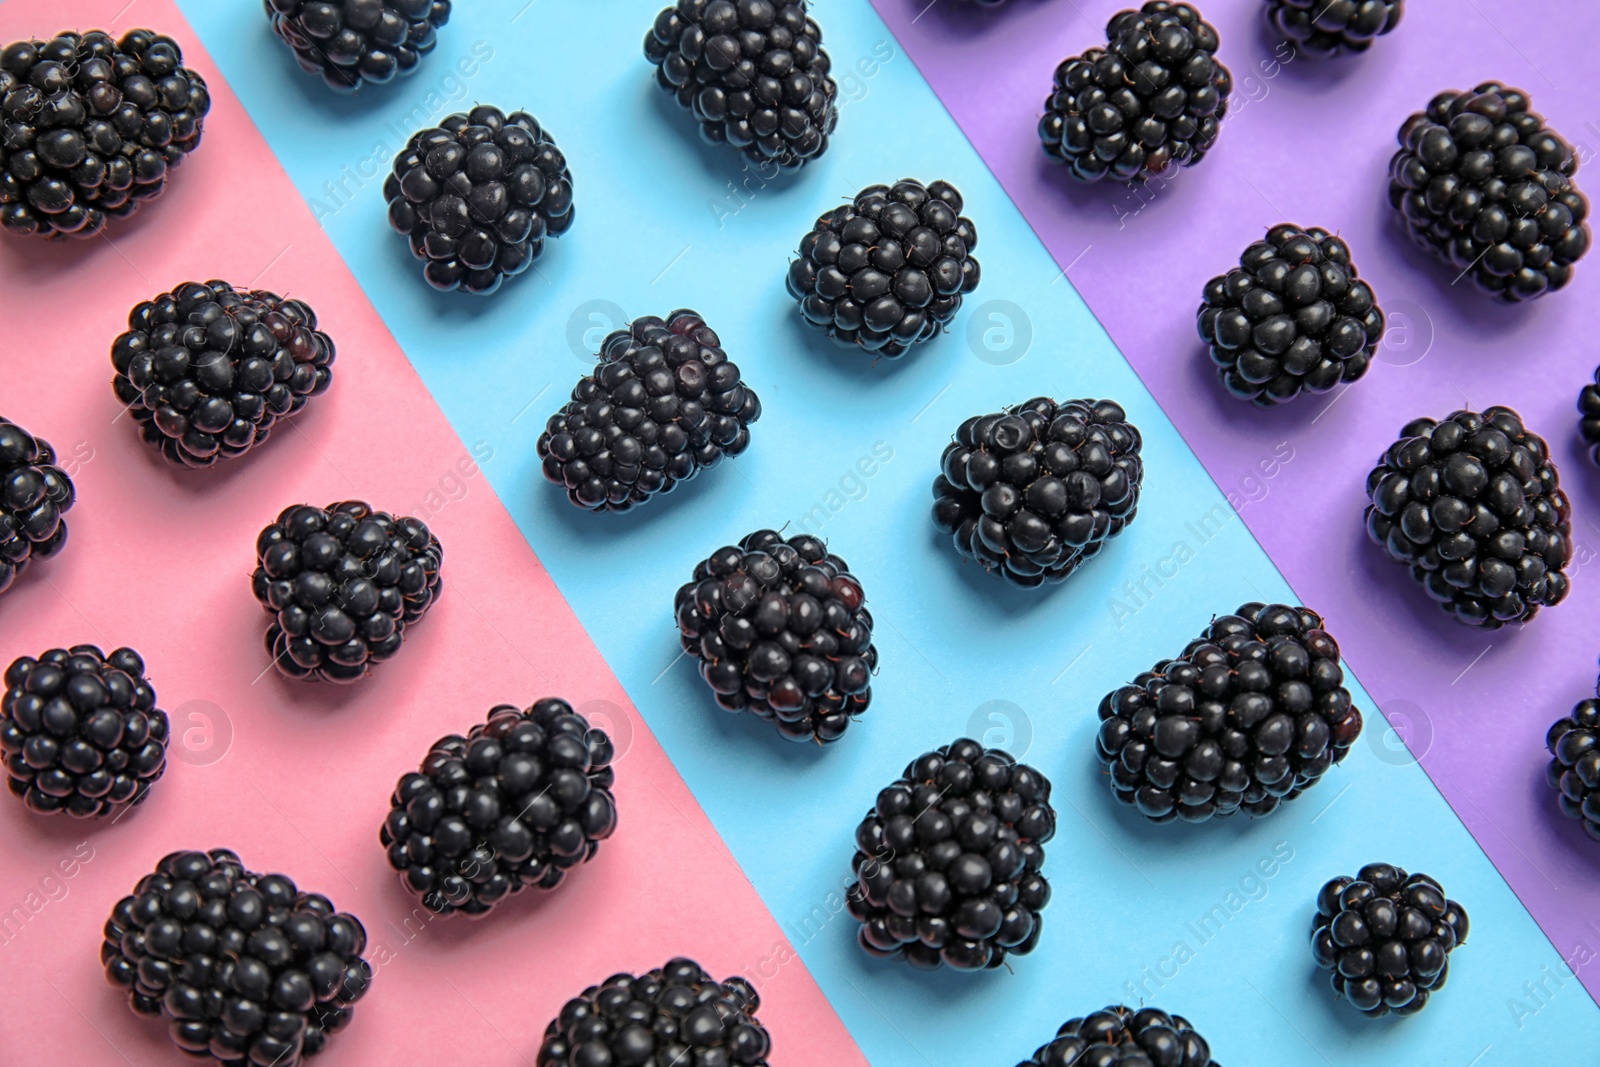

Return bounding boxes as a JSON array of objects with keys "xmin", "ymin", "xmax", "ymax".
[
  {"xmin": 260, "ymin": 28, "xmax": 401, "ymax": 122},
  {"xmin": 0, "ymin": 190, "xmax": 177, "ymax": 282},
  {"xmin": 0, "ymin": 791, "xmax": 138, "ymax": 844},
  {"xmin": 916, "ymin": 0, "xmax": 1020, "ymax": 38},
  {"xmin": 1082, "ymin": 747, "xmax": 1265, "ymax": 850},
  {"xmin": 837, "ymin": 920, "xmax": 1013, "ymax": 1008},
  {"xmin": 1179, "ymin": 334, "xmax": 1340, "ymax": 436},
  {"xmin": 532, "ymin": 455, "xmax": 733, "ymax": 545},
  {"xmin": 1372, "ymin": 197, "xmax": 1535, "ymax": 339},
  {"xmin": 1302, "ymin": 963, "xmax": 1402, "ymax": 1035},
  {"xmin": 926, "ymin": 524, "xmax": 1084, "ymax": 622},
  {"xmin": 643, "ymin": 85, "xmax": 820, "ymax": 202},
  {"xmin": 1524, "ymin": 769, "xmax": 1600, "ymax": 876},
  {"xmin": 777, "ymin": 304, "xmax": 936, "ymax": 383},
  {"xmin": 658, "ymin": 652, "xmax": 843, "ymax": 769},
  {"xmin": 1251, "ymin": 15, "xmax": 1367, "ymax": 90}
]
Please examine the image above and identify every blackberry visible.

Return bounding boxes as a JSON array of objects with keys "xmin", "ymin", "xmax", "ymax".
[
  {"xmin": 1198, "ymin": 224, "xmax": 1385, "ymax": 407},
  {"xmin": 1266, "ymin": 0, "xmax": 1403, "ymax": 57},
  {"xmin": 265, "ymin": 0, "xmax": 451, "ymax": 93},
  {"xmin": 1039, "ymin": 2, "xmax": 1232, "ymax": 183},
  {"xmin": 1, "ymin": 645, "xmax": 167, "ymax": 819},
  {"xmin": 102, "ymin": 848, "xmax": 372, "ymax": 1065},
  {"xmin": 846, "ymin": 738, "xmax": 1054, "ymax": 970},
  {"xmin": 1312, "ymin": 863, "xmax": 1468, "ymax": 1016},
  {"xmin": 674, "ymin": 529, "xmax": 875, "ymax": 744},
  {"xmin": 1545, "ymin": 680, "xmax": 1600, "ymax": 841},
  {"xmin": 383, "ymin": 104, "xmax": 573, "ymax": 296},
  {"xmin": 645, "ymin": 0, "xmax": 838, "ymax": 172},
  {"xmin": 538, "ymin": 310, "xmax": 760, "ymax": 512},
  {"xmin": 250, "ymin": 501, "xmax": 442, "ymax": 683},
  {"xmin": 0, "ymin": 416, "xmax": 74, "ymax": 596},
  {"xmin": 111, "ymin": 281, "xmax": 335, "ymax": 468},
  {"xmin": 0, "ymin": 30, "xmax": 209, "ymax": 239},
  {"xmin": 788, "ymin": 178, "xmax": 980, "ymax": 358},
  {"xmin": 1017, "ymin": 1006, "xmax": 1218, "ymax": 1067},
  {"xmin": 381, "ymin": 699, "xmax": 618, "ymax": 917},
  {"xmin": 1364, "ymin": 407, "xmax": 1572, "ymax": 628},
  {"xmin": 932, "ymin": 398, "xmax": 1142, "ymax": 587},
  {"xmin": 1389, "ymin": 83, "xmax": 1590, "ymax": 301},
  {"xmin": 1577, "ymin": 367, "xmax": 1600, "ymax": 468}
]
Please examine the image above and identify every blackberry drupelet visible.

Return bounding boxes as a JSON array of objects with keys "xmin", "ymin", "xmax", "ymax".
[
  {"xmin": 847, "ymin": 738, "xmax": 1055, "ymax": 970},
  {"xmin": 538, "ymin": 310, "xmax": 761, "ymax": 512},
  {"xmin": 1312, "ymin": 863, "xmax": 1468, "ymax": 1016},
  {"xmin": 383, "ymin": 104, "xmax": 573, "ymax": 295},
  {"xmin": 645, "ymin": 0, "xmax": 838, "ymax": 172},
  {"xmin": 1, "ymin": 645, "xmax": 167, "ymax": 819},
  {"xmin": 0, "ymin": 29, "xmax": 209, "ymax": 239},
  {"xmin": 537, "ymin": 958, "xmax": 771, "ymax": 1066},
  {"xmin": 1039, "ymin": 2, "xmax": 1232, "ymax": 183},
  {"xmin": 1266, "ymin": 0, "xmax": 1403, "ymax": 57},
  {"xmin": 1198, "ymin": 224, "xmax": 1385, "ymax": 407},
  {"xmin": 788, "ymin": 178, "xmax": 980, "ymax": 358},
  {"xmin": 251, "ymin": 501, "xmax": 442, "ymax": 683},
  {"xmin": 0, "ymin": 416, "xmax": 74, "ymax": 596},
  {"xmin": 102, "ymin": 848, "xmax": 372, "ymax": 1065},
  {"xmin": 1017, "ymin": 1006, "xmax": 1218, "ymax": 1067},
  {"xmin": 932, "ymin": 398, "xmax": 1142, "ymax": 587},
  {"xmin": 112, "ymin": 281, "xmax": 335, "ymax": 468},
  {"xmin": 1578, "ymin": 367, "xmax": 1600, "ymax": 468},
  {"xmin": 1546, "ymin": 679, "xmax": 1600, "ymax": 841},
  {"xmin": 265, "ymin": 0, "xmax": 451, "ymax": 93},
  {"xmin": 675, "ymin": 529, "xmax": 875, "ymax": 743},
  {"xmin": 381, "ymin": 699, "xmax": 618, "ymax": 917},
  {"xmin": 1365, "ymin": 407, "xmax": 1572, "ymax": 628},
  {"xmin": 1096, "ymin": 603, "xmax": 1362, "ymax": 823},
  {"xmin": 1389, "ymin": 83, "xmax": 1590, "ymax": 301}
]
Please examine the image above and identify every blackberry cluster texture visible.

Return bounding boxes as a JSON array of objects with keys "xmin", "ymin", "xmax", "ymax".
[
  {"xmin": 932, "ymin": 398, "xmax": 1142, "ymax": 587},
  {"xmin": 675, "ymin": 529, "xmax": 875, "ymax": 744},
  {"xmin": 0, "ymin": 29, "xmax": 209, "ymax": 239},
  {"xmin": 1545, "ymin": 683, "xmax": 1600, "ymax": 842},
  {"xmin": 251, "ymin": 501, "xmax": 443, "ymax": 683},
  {"xmin": 0, "ymin": 417, "xmax": 74, "ymax": 596},
  {"xmin": 112, "ymin": 281, "xmax": 335, "ymax": 468},
  {"xmin": 2, "ymin": 645, "xmax": 167, "ymax": 819},
  {"xmin": 1389, "ymin": 83, "xmax": 1590, "ymax": 301},
  {"xmin": 847, "ymin": 738, "xmax": 1055, "ymax": 970},
  {"xmin": 645, "ymin": 0, "xmax": 838, "ymax": 172},
  {"xmin": 1097, "ymin": 603, "xmax": 1363, "ymax": 823},
  {"xmin": 1198, "ymin": 224, "xmax": 1385, "ymax": 407},
  {"xmin": 788, "ymin": 178, "xmax": 980, "ymax": 359},
  {"xmin": 1365, "ymin": 407, "xmax": 1572, "ymax": 628},
  {"xmin": 1039, "ymin": 2, "xmax": 1232, "ymax": 183},
  {"xmin": 384, "ymin": 105, "xmax": 574, "ymax": 295},
  {"xmin": 102, "ymin": 848, "xmax": 371, "ymax": 1066},
  {"xmin": 265, "ymin": 0, "xmax": 451, "ymax": 93},
  {"xmin": 538, "ymin": 310, "xmax": 761, "ymax": 512},
  {"xmin": 1017, "ymin": 1006, "xmax": 1218, "ymax": 1067},
  {"xmin": 1312, "ymin": 863, "xmax": 1469, "ymax": 1017},
  {"xmin": 537, "ymin": 958, "xmax": 770, "ymax": 1066},
  {"xmin": 1266, "ymin": 0, "xmax": 1403, "ymax": 57},
  {"xmin": 1577, "ymin": 367, "xmax": 1600, "ymax": 468},
  {"xmin": 381, "ymin": 699, "xmax": 618, "ymax": 917}
]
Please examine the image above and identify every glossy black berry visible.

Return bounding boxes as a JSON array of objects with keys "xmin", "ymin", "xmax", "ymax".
[
  {"xmin": 645, "ymin": 0, "xmax": 838, "ymax": 172},
  {"xmin": 537, "ymin": 958, "xmax": 771, "ymax": 1066},
  {"xmin": 847, "ymin": 738, "xmax": 1054, "ymax": 970},
  {"xmin": 1389, "ymin": 83, "xmax": 1590, "ymax": 301},
  {"xmin": 265, "ymin": 0, "xmax": 451, "ymax": 93},
  {"xmin": 1198, "ymin": 224, "xmax": 1385, "ymax": 407},
  {"xmin": 102, "ymin": 848, "xmax": 372, "ymax": 1065},
  {"xmin": 1312, "ymin": 863, "xmax": 1468, "ymax": 1016},
  {"xmin": 1546, "ymin": 681, "xmax": 1600, "ymax": 842},
  {"xmin": 1577, "ymin": 367, "xmax": 1600, "ymax": 468},
  {"xmin": 383, "ymin": 104, "xmax": 573, "ymax": 296},
  {"xmin": 932, "ymin": 398, "xmax": 1142, "ymax": 587},
  {"xmin": 0, "ymin": 416, "xmax": 74, "ymax": 596},
  {"xmin": 538, "ymin": 310, "xmax": 761, "ymax": 512},
  {"xmin": 251, "ymin": 501, "xmax": 443, "ymax": 683},
  {"xmin": 1365, "ymin": 406, "xmax": 1572, "ymax": 628},
  {"xmin": 1266, "ymin": 0, "xmax": 1403, "ymax": 56},
  {"xmin": 1039, "ymin": 2, "xmax": 1232, "ymax": 183},
  {"xmin": 0, "ymin": 29, "xmax": 209, "ymax": 239},
  {"xmin": 1017, "ymin": 1006, "xmax": 1218, "ymax": 1067}
]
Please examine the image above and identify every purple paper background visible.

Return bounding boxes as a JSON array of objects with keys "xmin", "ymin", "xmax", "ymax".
[{"xmin": 869, "ymin": 0, "xmax": 1600, "ymax": 1002}]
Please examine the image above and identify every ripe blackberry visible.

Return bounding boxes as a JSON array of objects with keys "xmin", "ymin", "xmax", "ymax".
[
  {"xmin": 1017, "ymin": 1006, "xmax": 1218, "ymax": 1067},
  {"xmin": 1266, "ymin": 0, "xmax": 1403, "ymax": 57},
  {"xmin": 111, "ymin": 281, "xmax": 335, "ymax": 468},
  {"xmin": 251, "ymin": 501, "xmax": 442, "ymax": 683},
  {"xmin": 538, "ymin": 310, "xmax": 760, "ymax": 512},
  {"xmin": 0, "ymin": 29, "xmax": 209, "ymax": 239},
  {"xmin": 787, "ymin": 178, "xmax": 980, "ymax": 358},
  {"xmin": 932, "ymin": 398, "xmax": 1142, "ymax": 587},
  {"xmin": 383, "ymin": 104, "xmax": 573, "ymax": 296},
  {"xmin": 102, "ymin": 848, "xmax": 372, "ymax": 1065},
  {"xmin": 1389, "ymin": 83, "xmax": 1590, "ymax": 301},
  {"xmin": 1039, "ymin": 2, "xmax": 1232, "ymax": 183},
  {"xmin": 1546, "ymin": 680, "xmax": 1600, "ymax": 842},
  {"xmin": 1365, "ymin": 407, "xmax": 1572, "ymax": 628},
  {"xmin": 537, "ymin": 957, "xmax": 771, "ymax": 1066},
  {"xmin": 265, "ymin": 0, "xmax": 451, "ymax": 93},
  {"xmin": 1312, "ymin": 863, "xmax": 1468, "ymax": 1016},
  {"xmin": 847, "ymin": 738, "xmax": 1055, "ymax": 970},
  {"xmin": 1198, "ymin": 224, "xmax": 1385, "ymax": 407},
  {"xmin": 645, "ymin": 0, "xmax": 838, "ymax": 172},
  {"xmin": 1577, "ymin": 367, "xmax": 1600, "ymax": 468},
  {"xmin": 0, "ymin": 416, "xmax": 74, "ymax": 596},
  {"xmin": 381, "ymin": 699, "xmax": 618, "ymax": 917}
]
